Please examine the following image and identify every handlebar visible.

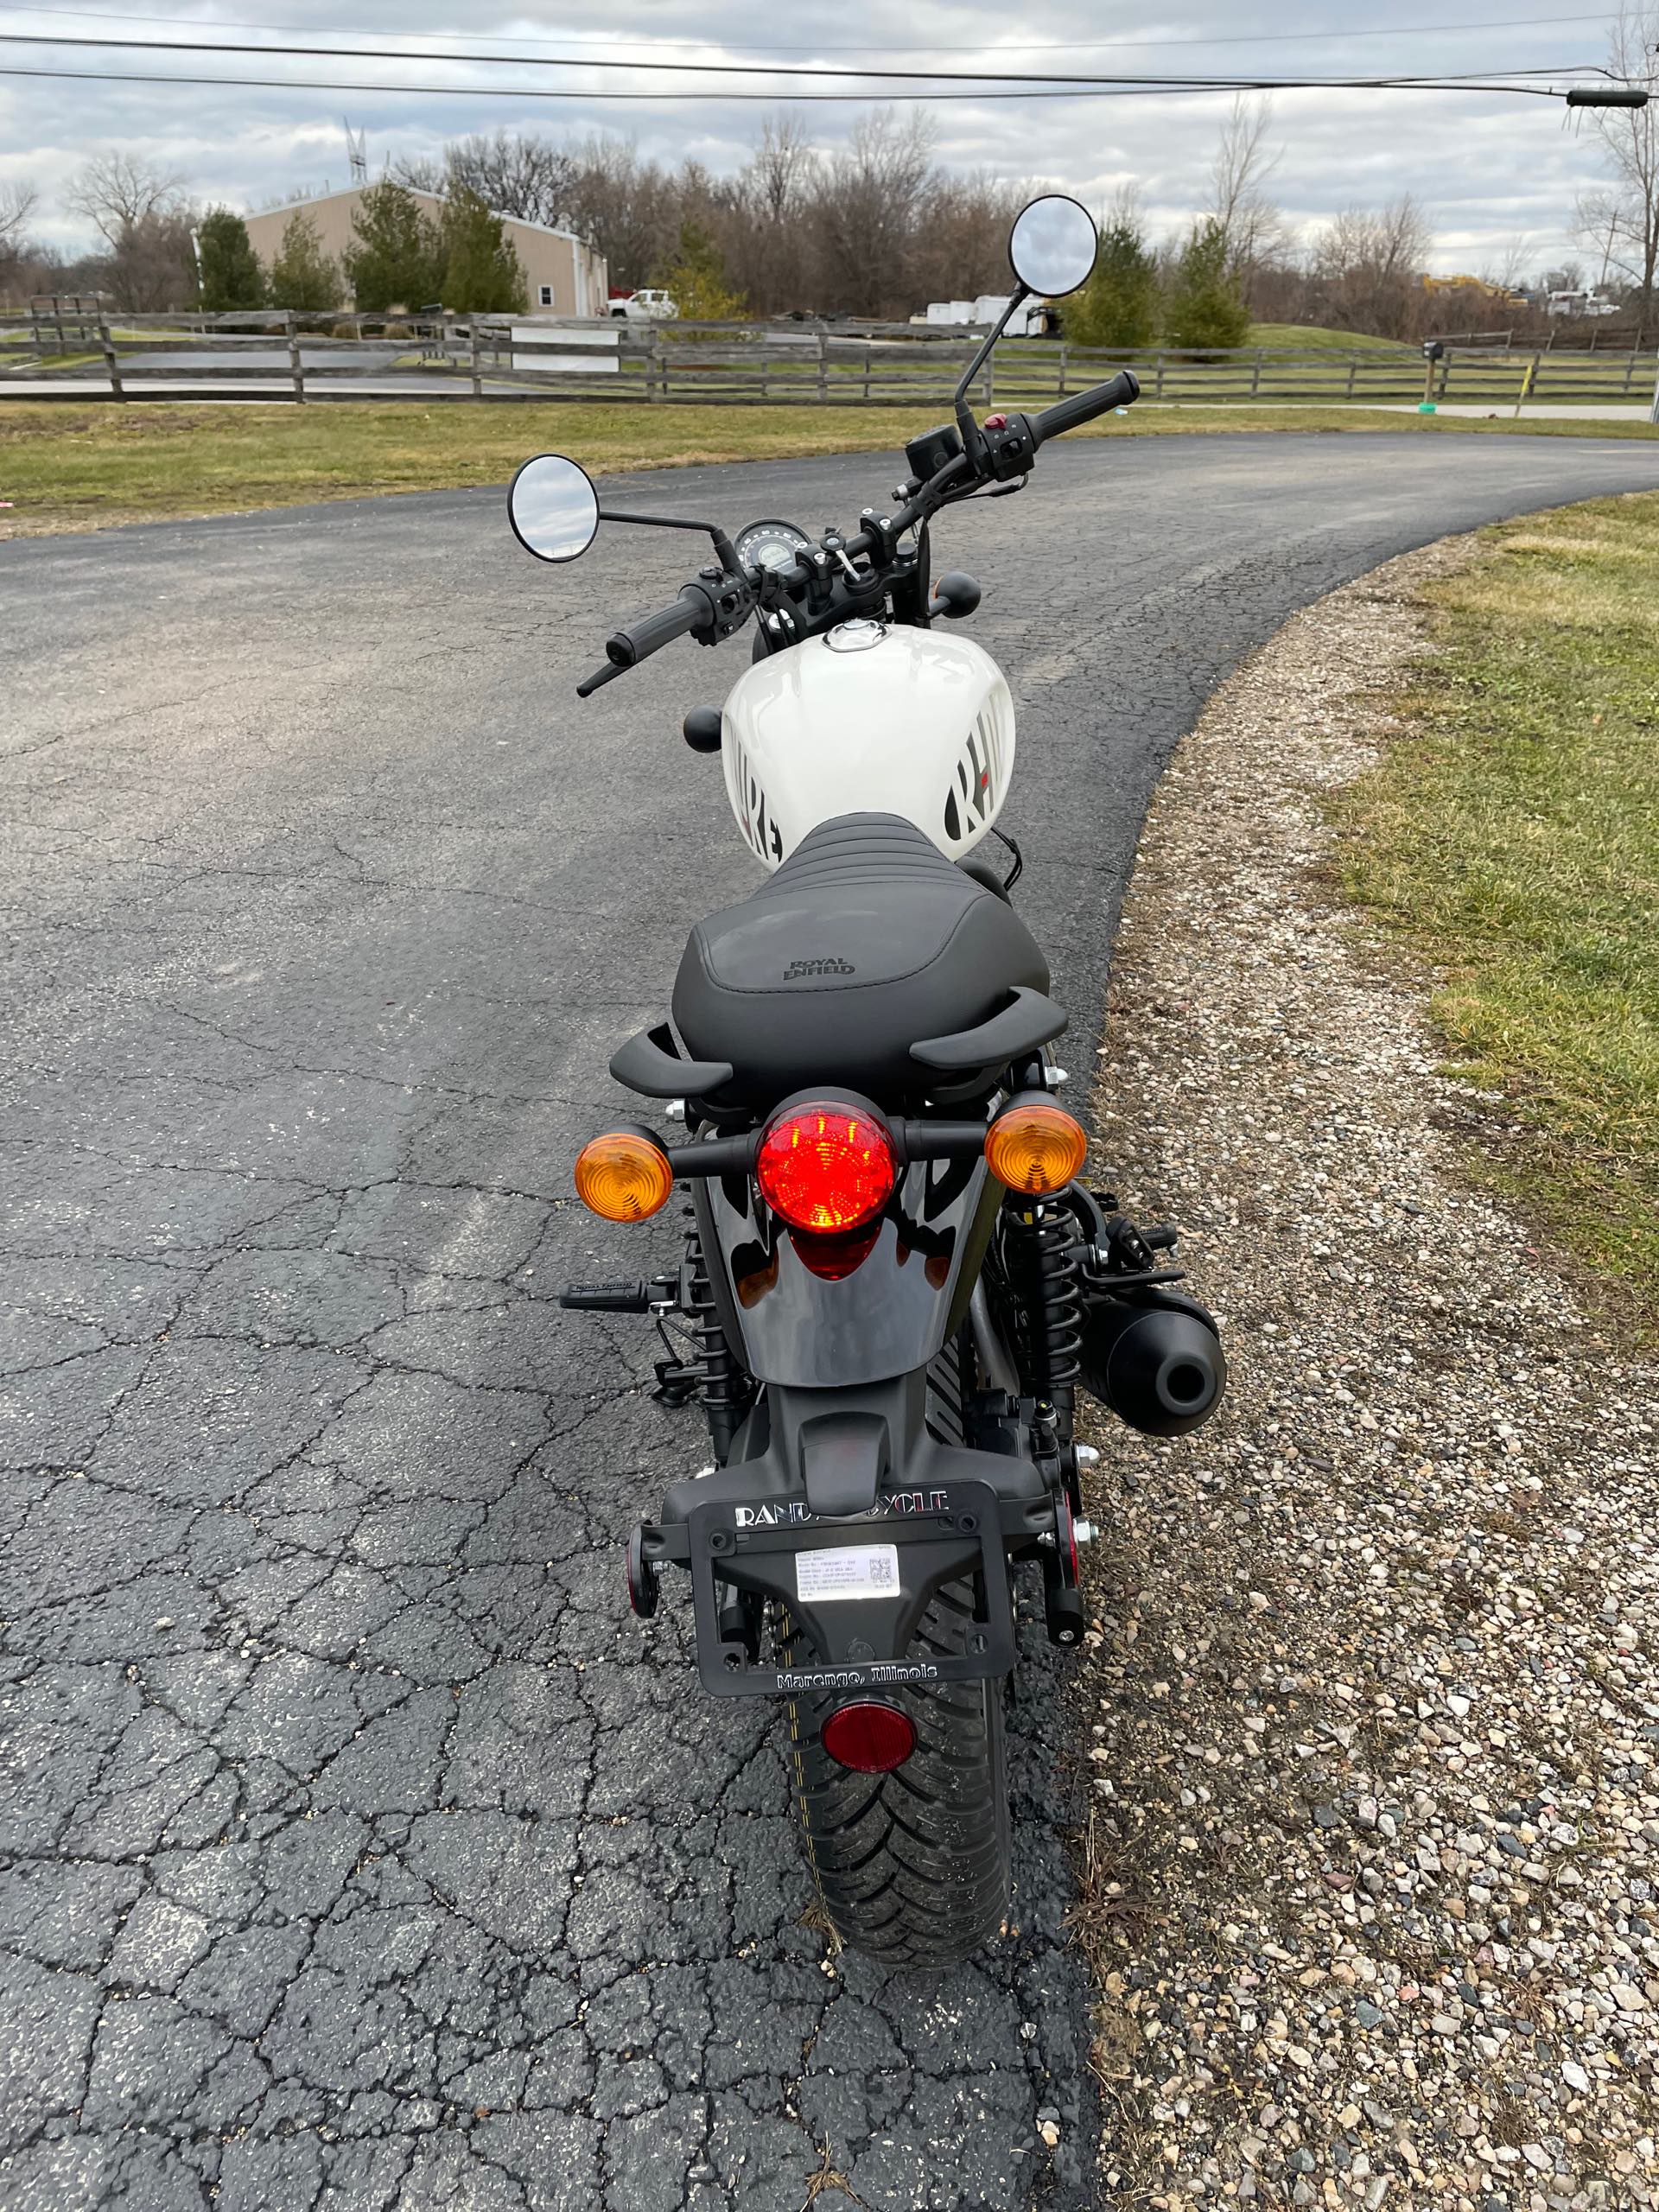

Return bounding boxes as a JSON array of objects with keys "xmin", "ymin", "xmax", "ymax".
[
  {"xmin": 1030, "ymin": 369, "xmax": 1141, "ymax": 448},
  {"xmin": 570, "ymin": 369, "xmax": 1139, "ymax": 696},
  {"xmin": 605, "ymin": 583, "xmax": 709, "ymax": 669}
]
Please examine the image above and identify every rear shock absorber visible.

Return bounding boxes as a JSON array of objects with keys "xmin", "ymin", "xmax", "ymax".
[
  {"xmin": 1007, "ymin": 1201, "xmax": 1084, "ymax": 1421},
  {"xmin": 1003, "ymin": 1199, "xmax": 1091, "ymax": 1643}
]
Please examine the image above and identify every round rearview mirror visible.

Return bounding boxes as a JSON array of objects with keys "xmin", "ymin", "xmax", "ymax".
[
  {"xmin": 508, "ymin": 453, "xmax": 600, "ymax": 563},
  {"xmin": 1008, "ymin": 194, "xmax": 1098, "ymax": 299}
]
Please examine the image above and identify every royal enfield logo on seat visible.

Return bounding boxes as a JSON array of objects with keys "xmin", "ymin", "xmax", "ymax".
[{"xmin": 783, "ymin": 956, "xmax": 856, "ymax": 980}]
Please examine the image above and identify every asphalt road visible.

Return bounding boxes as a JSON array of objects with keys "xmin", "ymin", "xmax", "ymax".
[{"xmin": 5, "ymin": 433, "xmax": 1659, "ymax": 2212}]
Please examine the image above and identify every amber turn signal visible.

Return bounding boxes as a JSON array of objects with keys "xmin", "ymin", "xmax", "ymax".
[
  {"xmin": 984, "ymin": 1100, "xmax": 1087, "ymax": 1196},
  {"xmin": 574, "ymin": 1130, "xmax": 675, "ymax": 1222}
]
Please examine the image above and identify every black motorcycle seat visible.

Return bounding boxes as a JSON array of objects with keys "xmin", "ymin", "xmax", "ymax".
[{"xmin": 671, "ymin": 813, "xmax": 1051, "ymax": 1105}]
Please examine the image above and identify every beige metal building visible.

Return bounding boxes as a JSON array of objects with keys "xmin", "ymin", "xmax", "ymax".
[{"xmin": 244, "ymin": 187, "xmax": 608, "ymax": 315}]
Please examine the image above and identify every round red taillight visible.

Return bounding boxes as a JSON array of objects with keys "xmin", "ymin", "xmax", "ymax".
[
  {"xmin": 755, "ymin": 1100, "xmax": 897, "ymax": 1235},
  {"xmin": 820, "ymin": 1701, "xmax": 916, "ymax": 1775}
]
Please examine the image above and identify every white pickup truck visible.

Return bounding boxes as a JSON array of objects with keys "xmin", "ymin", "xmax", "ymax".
[{"xmin": 608, "ymin": 289, "xmax": 678, "ymax": 322}]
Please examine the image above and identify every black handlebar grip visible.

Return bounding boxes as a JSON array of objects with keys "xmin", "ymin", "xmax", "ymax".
[
  {"xmin": 606, "ymin": 584, "xmax": 707, "ymax": 669},
  {"xmin": 1031, "ymin": 369, "xmax": 1141, "ymax": 448}
]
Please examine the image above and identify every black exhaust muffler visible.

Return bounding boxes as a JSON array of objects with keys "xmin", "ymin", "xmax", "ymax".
[{"xmin": 1080, "ymin": 1290, "xmax": 1227, "ymax": 1438}]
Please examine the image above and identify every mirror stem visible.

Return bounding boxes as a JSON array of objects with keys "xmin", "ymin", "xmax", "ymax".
[
  {"xmin": 596, "ymin": 509, "xmax": 742, "ymax": 575},
  {"xmin": 953, "ymin": 283, "xmax": 1028, "ymax": 468}
]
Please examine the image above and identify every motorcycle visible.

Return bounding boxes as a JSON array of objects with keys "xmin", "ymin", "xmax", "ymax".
[{"xmin": 508, "ymin": 197, "xmax": 1227, "ymax": 1967}]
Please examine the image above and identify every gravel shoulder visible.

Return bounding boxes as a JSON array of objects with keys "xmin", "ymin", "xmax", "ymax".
[{"xmin": 1074, "ymin": 539, "xmax": 1659, "ymax": 2209}]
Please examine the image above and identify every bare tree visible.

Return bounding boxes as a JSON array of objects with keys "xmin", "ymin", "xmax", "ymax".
[
  {"xmin": 0, "ymin": 180, "xmax": 38, "ymax": 249},
  {"xmin": 0, "ymin": 180, "xmax": 42, "ymax": 302},
  {"xmin": 1574, "ymin": 3, "xmax": 1659, "ymax": 323},
  {"xmin": 817, "ymin": 111, "xmax": 937, "ymax": 318},
  {"xmin": 64, "ymin": 154, "xmax": 199, "ymax": 311},
  {"xmin": 388, "ymin": 154, "xmax": 442, "ymax": 195},
  {"xmin": 103, "ymin": 211, "xmax": 200, "ymax": 312},
  {"xmin": 1309, "ymin": 195, "xmax": 1433, "ymax": 338},
  {"xmin": 716, "ymin": 116, "xmax": 818, "ymax": 311},
  {"xmin": 563, "ymin": 136, "xmax": 680, "ymax": 290},
  {"xmin": 907, "ymin": 169, "xmax": 1027, "ymax": 310},
  {"xmin": 442, "ymin": 130, "xmax": 581, "ymax": 231},
  {"xmin": 1480, "ymin": 233, "xmax": 1533, "ymax": 293},
  {"xmin": 1102, "ymin": 181, "xmax": 1146, "ymax": 232},
  {"xmin": 67, "ymin": 151, "xmax": 188, "ymax": 249},
  {"xmin": 1207, "ymin": 94, "xmax": 1288, "ymax": 290},
  {"xmin": 746, "ymin": 114, "xmax": 816, "ymax": 227}
]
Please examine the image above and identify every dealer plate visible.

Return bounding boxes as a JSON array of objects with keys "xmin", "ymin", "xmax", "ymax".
[{"xmin": 795, "ymin": 1542, "xmax": 899, "ymax": 1605}]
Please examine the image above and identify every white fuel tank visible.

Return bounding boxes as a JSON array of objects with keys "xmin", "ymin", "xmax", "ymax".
[{"xmin": 719, "ymin": 618, "xmax": 1016, "ymax": 869}]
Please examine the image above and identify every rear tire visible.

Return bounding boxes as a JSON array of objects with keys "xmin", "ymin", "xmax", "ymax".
[{"xmin": 783, "ymin": 1581, "xmax": 1010, "ymax": 1968}]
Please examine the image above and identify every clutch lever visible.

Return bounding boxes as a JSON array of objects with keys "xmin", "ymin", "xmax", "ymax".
[
  {"xmin": 576, "ymin": 658, "xmax": 627, "ymax": 698},
  {"xmin": 946, "ymin": 474, "xmax": 1028, "ymax": 506}
]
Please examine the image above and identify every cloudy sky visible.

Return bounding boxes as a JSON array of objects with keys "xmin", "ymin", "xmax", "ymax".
[{"xmin": 0, "ymin": 1, "xmax": 1640, "ymax": 277}]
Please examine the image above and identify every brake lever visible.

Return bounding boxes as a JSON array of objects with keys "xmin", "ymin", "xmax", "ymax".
[{"xmin": 576, "ymin": 659, "xmax": 626, "ymax": 698}]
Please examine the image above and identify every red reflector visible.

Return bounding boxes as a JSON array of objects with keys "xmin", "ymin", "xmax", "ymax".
[
  {"xmin": 821, "ymin": 1701, "xmax": 916, "ymax": 1774},
  {"xmin": 756, "ymin": 1100, "xmax": 897, "ymax": 1234},
  {"xmin": 790, "ymin": 1222, "xmax": 881, "ymax": 1281}
]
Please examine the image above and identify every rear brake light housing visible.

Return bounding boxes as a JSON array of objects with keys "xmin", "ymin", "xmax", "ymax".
[{"xmin": 755, "ymin": 1098, "xmax": 897, "ymax": 1235}]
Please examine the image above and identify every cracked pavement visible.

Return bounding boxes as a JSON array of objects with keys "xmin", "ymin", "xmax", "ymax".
[{"xmin": 4, "ymin": 434, "xmax": 1659, "ymax": 2212}]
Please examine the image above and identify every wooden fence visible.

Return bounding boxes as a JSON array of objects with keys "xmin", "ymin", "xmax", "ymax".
[
  {"xmin": 3, "ymin": 308, "xmax": 1657, "ymax": 413},
  {"xmin": 24, "ymin": 294, "xmax": 105, "ymax": 354}
]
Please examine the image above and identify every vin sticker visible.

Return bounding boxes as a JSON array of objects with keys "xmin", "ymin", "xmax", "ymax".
[{"xmin": 795, "ymin": 1543, "xmax": 900, "ymax": 1605}]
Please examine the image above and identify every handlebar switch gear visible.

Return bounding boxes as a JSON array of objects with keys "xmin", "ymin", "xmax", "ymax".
[{"xmin": 982, "ymin": 414, "xmax": 1034, "ymax": 482}]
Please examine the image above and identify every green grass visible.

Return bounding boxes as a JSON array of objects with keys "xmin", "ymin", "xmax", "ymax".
[
  {"xmin": 1248, "ymin": 321, "xmax": 1413, "ymax": 353},
  {"xmin": 3, "ymin": 397, "xmax": 1659, "ymax": 540},
  {"xmin": 1332, "ymin": 494, "xmax": 1659, "ymax": 1326}
]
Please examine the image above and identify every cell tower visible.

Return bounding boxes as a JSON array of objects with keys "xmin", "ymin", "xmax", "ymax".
[{"xmin": 345, "ymin": 122, "xmax": 368, "ymax": 184}]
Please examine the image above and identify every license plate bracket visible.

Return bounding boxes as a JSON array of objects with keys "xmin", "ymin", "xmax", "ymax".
[{"xmin": 685, "ymin": 1478, "xmax": 1014, "ymax": 1698}]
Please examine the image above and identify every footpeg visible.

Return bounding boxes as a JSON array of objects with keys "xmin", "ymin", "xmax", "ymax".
[
  {"xmin": 563, "ymin": 1274, "xmax": 677, "ymax": 1313},
  {"xmin": 562, "ymin": 1281, "xmax": 650, "ymax": 1312}
]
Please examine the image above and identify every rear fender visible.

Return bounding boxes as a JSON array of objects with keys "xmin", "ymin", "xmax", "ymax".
[{"xmin": 695, "ymin": 1156, "xmax": 1001, "ymax": 1389}]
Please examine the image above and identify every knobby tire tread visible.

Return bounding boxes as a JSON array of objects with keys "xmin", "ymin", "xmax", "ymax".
[{"xmin": 785, "ymin": 1580, "xmax": 1011, "ymax": 1968}]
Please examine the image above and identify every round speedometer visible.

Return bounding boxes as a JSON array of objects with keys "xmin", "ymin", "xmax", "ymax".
[{"xmin": 735, "ymin": 518, "xmax": 813, "ymax": 574}]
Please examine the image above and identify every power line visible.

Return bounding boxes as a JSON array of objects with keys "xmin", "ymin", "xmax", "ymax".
[
  {"xmin": 0, "ymin": 27, "xmax": 1611, "ymax": 88},
  {"xmin": 0, "ymin": 60, "xmax": 1579, "ymax": 99},
  {"xmin": 0, "ymin": 1, "xmax": 1628, "ymax": 58}
]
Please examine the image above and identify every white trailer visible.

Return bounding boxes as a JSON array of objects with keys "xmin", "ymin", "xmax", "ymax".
[{"xmin": 922, "ymin": 296, "xmax": 1055, "ymax": 335}]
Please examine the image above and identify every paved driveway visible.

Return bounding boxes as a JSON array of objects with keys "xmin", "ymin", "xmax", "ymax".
[{"xmin": 4, "ymin": 434, "xmax": 1659, "ymax": 2212}]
